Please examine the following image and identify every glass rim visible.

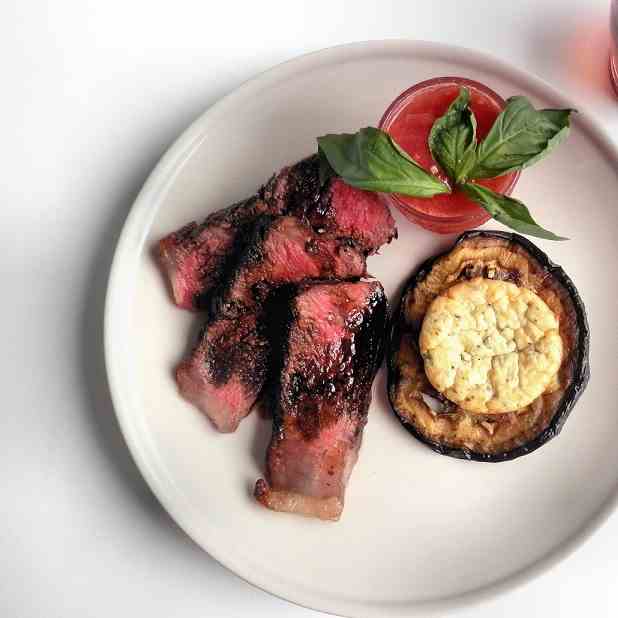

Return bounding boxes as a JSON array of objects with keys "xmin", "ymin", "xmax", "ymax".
[{"xmin": 378, "ymin": 76, "xmax": 520, "ymax": 223}]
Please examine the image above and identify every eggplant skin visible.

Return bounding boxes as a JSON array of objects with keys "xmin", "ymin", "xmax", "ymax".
[{"xmin": 387, "ymin": 230, "xmax": 590, "ymax": 463}]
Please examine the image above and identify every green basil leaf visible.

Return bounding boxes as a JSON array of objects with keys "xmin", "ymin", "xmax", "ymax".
[
  {"xmin": 317, "ymin": 127, "xmax": 450, "ymax": 197},
  {"xmin": 428, "ymin": 87, "xmax": 477, "ymax": 184},
  {"xmin": 468, "ymin": 96, "xmax": 574, "ymax": 179},
  {"xmin": 462, "ymin": 183, "xmax": 568, "ymax": 240}
]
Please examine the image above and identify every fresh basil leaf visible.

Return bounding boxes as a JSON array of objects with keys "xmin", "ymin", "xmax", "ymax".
[
  {"xmin": 317, "ymin": 127, "xmax": 450, "ymax": 197},
  {"xmin": 468, "ymin": 97, "xmax": 574, "ymax": 179},
  {"xmin": 428, "ymin": 87, "xmax": 477, "ymax": 184},
  {"xmin": 462, "ymin": 183, "xmax": 568, "ymax": 240}
]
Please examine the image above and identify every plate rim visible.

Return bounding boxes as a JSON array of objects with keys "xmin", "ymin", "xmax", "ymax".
[{"xmin": 104, "ymin": 39, "xmax": 618, "ymax": 617}]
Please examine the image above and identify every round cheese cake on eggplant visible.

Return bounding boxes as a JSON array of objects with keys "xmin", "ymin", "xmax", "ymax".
[
  {"xmin": 388, "ymin": 230, "xmax": 590, "ymax": 462},
  {"xmin": 419, "ymin": 278, "xmax": 563, "ymax": 414}
]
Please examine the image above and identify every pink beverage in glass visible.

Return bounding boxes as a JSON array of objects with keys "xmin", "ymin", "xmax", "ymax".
[
  {"xmin": 378, "ymin": 77, "xmax": 519, "ymax": 234},
  {"xmin": 609, "ymin": 0, "xmax": 618, "ymax": 94}
]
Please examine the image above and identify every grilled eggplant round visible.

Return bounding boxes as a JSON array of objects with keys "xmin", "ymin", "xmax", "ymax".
[{"xmin": 388, "ymin": 230, "xmax": 590, "ymax": 462}]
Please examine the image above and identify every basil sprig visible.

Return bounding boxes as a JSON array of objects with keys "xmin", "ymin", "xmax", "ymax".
[
  {"xmin": 467, "ymin": 98, "xmax": 573, "ymax": 179},
  {"xmin": 428, "ymin": 87, "xmax": 477, "ymax": 185},
  {"xmin": 317, "ymin": 89, "xmax": 574, "ymax": 240},
  {"xmin": 461, "ymin": 184, "xmax": 568, "ymax": 241},
  {"xmin": 317, "ymin": 127, "xmax": 449, "ymax": 198},
  {"xmin": 430, "ymin": 91, "xmax": 573, "ymax": 239}
]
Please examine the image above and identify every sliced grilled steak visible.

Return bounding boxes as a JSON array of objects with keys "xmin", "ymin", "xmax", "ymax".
[
  {"xmin": 209, "ymin": 215, "xmax": 367, "ymax": 315},
  {"xmin": 176, "ymin": 313, "xmax": 267, "ymax": 433},
  {"xmin": 261, "ymin": 155, "xmax": 397, "ymax": 253},
  {"xmin": 158, "ymin": 197, "xmax": 280, "ymax": 310},
  {"xmin": 176, "ymin": 217, "xmax": 367, "ymax": 432},
  {"xmin": 159, "ymin": 155, "xmax": 396, "ymax": 310},
  {"xmin": 254, "ymin": 280, "xmax": 387, "ymax": 520}
]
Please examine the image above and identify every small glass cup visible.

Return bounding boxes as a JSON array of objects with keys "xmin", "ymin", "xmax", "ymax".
[{"xmin": 378, "ymin": 77, "xmax": 520, "ymax": 234}]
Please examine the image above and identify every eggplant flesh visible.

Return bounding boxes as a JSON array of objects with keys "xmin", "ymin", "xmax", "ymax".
[{"xmin": 388, "ymin": 230, "xmax": 590, "ymax": 462}]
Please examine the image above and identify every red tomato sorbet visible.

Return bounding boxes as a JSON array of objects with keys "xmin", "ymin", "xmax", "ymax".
[{"xmin": 378, "ymin": 77, "xmax": 519, "ymax": 234}]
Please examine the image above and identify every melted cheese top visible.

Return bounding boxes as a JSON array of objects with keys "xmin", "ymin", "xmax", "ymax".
[{"xmin": 419, "ymin": 278, "xmax": 562, "ymax": 413}]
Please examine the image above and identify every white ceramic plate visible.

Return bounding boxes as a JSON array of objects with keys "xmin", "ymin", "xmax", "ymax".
[{"xmin": 105, "ymin": 41, "xmax": 618, "ymax": 617}]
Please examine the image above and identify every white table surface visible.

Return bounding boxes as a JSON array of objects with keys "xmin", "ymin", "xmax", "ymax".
[{"xmin": 3, "ymin": 1, "xmax": 617, "ymax": 616}]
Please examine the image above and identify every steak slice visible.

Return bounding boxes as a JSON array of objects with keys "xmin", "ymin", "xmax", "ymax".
[
  {"xmin": 176, "ymin": 216, "xmax": 367, "ymax": 432},
  {"xmin": 176, "ymin": 313, "xmax": 268, "ymax": 433},
  {"xmin": 158, "ymin": 197, "xmax": 280, "ymax": 310},
  {"xmin": 210, "ymin": 215, "xmax": 367, "ymax": 315},
  {"xmin": 261, "ymin": 154, "xmax": 397, "ymax": 254},
  {"xmin": 254, "ymin": 280, "xmax": 387, "ymax": 520},
  {"xmin": 159, "ymin": 155, "xmax": 396, "ymax": 310}
]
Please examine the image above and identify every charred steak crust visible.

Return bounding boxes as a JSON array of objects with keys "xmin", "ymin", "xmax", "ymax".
[
  {"xmin": 255, "ymin": 280, "xmax": 388, "ymax": 520},
  {"xmin": 260, "ymin": 155, "xmax": 323, "ymax": 216},
  {"xmin": 160, "ymin": 155, "xmax": 396, "ymax": 310},
  {"xmin": 262, "ymin": 154, "xmax": 397, "ymax": 253},
  {"xmin": 175, "ymin": 312, "xmax": 270, "ymax": 434},
  {"xmin": 177, "ymin": 217, "xmax": 368, "ymax": 433},
  {"xmin": 277, "ymin": 282, "xmax": 387, "ymax": 435},
  {"xmin": 158, "ymin": 196, "xmax": 281, "ymax": 310},
  {"xmin": 201, "ymin": 314, "xmax": 268, "ymax": 391},
  {"xmin": 191, "ymin": 215, "xmax": 264, "ymax": 314},
  {"xmin": 205, "ymin": 215, "xmax": 368, "ymax": 318},
  {"xmin": 188, "ymin": 205, "xmax": 271, "ymax": 311}
]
